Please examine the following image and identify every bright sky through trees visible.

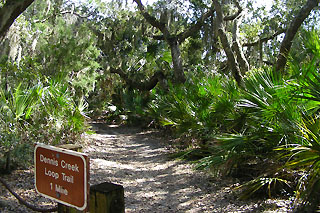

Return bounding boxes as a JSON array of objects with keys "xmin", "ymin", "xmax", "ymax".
[
  {"xmin": 141, "ymin": 0, "xmax": 273, "ymax": 8},
  {"xmin": 72, "ymin": 0, "xmax": 274, "ymax": 11}
]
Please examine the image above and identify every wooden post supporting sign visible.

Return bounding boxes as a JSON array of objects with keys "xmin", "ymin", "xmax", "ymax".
[{"xmin": 58, "ymin": 182, "xmax": 125, "ymax": 213}]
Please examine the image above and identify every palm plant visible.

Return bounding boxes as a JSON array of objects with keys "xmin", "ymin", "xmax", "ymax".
[
  {"xmin": 238, "ymin": 177, "xmax": 291, "ymax": 199},
  {"xmin": 0, "ymin": 84, "xmax": 39, "ymax": 171},
  {"xmin": 238, "ymin": 30, "xmax": 320, "ymax": 206},
  {"xmin": 200, "ymin": 68, "xmax": 302, "ymax": 177},
  {"xmin": 31, "ymin": 80, "xmax": 89, "ymax": 145},
  {"xmin": 278, "ymin": 118, "xmax": 320, "ymax": 211},
  {"xmin": 276, "ymin": 31, "xmax": 320, "ymax": 210},
  {"xmin": 0, "ymin": 78, "xmax": 90, "ymax": 171},
  {"xmin": 149, "ymin": 73, "xmax": 240, "ymax": 139}
]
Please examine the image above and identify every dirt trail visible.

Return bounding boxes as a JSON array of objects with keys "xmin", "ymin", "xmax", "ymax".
[
  {"xmin": 85, "ymin": 124, "xmax": 258, "ymax": 212},
  {"xmin": 0, "ymin": 124, "xmax": 291, "ymax": 212}
]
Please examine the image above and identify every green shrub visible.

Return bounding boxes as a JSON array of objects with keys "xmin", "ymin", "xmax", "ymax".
[
  {"xmin": 0, "ymin": 80, "xmax": 89, "ymax": 172},
  {"xmin": 149, "ymin": 73, "xmax": 240, "ymax": 140}
]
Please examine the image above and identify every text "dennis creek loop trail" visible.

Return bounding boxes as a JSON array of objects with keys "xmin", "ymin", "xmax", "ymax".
[{"xmin": 40, "ymin": 154, "xmax": 79, "ymax": 184}]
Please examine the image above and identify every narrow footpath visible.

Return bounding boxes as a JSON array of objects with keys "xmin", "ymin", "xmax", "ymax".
[
  {"xmin": 0, "ymin": 124, "xmax": 291, "ymax": 212},
  {"xmin": 85, "ymin": 124, "xmax": 288, "ymax": 212}
]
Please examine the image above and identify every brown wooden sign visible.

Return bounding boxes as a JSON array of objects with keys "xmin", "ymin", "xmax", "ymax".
[{"xmin": 34, "ymin": 144, "xmax": 89, "ymax": 210}]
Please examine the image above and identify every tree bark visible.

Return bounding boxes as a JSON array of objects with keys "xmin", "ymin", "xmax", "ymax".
[
  {"xmin": 133, "ymin": 0, "xmax": 214, "ymax": 84},
  {"xmin": 243, "ymin": 29, "xmax": 286, "ymax": 47},
  {"xmin": 275, "ymin": 0, "xmax": 319, "ymax": 72},
  {"xmin": 213, "ymin": 0, "xmax": 243, "ymax": 85},
  {"xmin": 168, "ymin": 38, "xmax": 186, "ymax": 83},
  {"xmin": 0, "ymin": 0, "xmax": 35, "ymax": 39},
  {"xmin": 259, "ymin": 38, "xmax": 263, "ymax": 65},
  {"xmin": 232, "ymin": 13, "xmax": 249, "ymax": 74},
  {"xmin": 134, "ymin": 0, "xmax": 186, "ymax": 83},
  {"xmin": 110, "ymin": 68, "xmax": 165, "ymax": 91}
]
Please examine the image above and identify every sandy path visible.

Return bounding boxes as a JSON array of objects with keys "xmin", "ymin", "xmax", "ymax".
[
  {"xmin": 85, "ymin": 124, "xmax": 258, "ymax": 212},
  {"xmin": 0, "ymin": 123, "xmax": 291, "ymax": 212}
]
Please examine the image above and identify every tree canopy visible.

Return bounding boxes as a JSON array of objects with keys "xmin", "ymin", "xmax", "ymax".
[{"xmin": 1, "ymin": 0, "xmax": 319, "ymax": 88}]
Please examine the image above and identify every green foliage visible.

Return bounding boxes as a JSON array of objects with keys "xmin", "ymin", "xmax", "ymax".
[
  {"xmin": 144, "ymin": 30, "xmax": 320, "ymax": 210},
  {"xmin": 276, "ymin": 118, "xmax": 320, "ymax": 210},
  {"xmin": 236, "ymin": 31, "xmax": 320, "ymax": 210},
  {"xmin": 0, "ymin": 84, "xmax": 37, "ymax": 152},
  {"xmin": 150, "ymin": 66, "xmax": 302, "ymax": 175},
  {"xmin": 149, "ymin": 71, "xmax": 240, "ymax": 139},
  {"xmin": 242, "ymin": 68, "xmax": 301, "ymax": 144},
  {"xmin": 270, "ymin": 31, "xmax": 320, "ymax": 210},
  {"xmin": 30, "ymin": 80, "xmax": 89, "ymax": 144},
  {"xmin": 0, "ymin": 1, "xmax": 99, "ymax": 172},
  {"xmin": 0, "ymin": 83, "xmax": 36, "ymax": 171},
  {"xmin": 238, "ymin": 177, "xmax": 291, "ymax": 199},
  {"xmin": 0, "ymin": 65, "xmax": 89, "ymax": 171},
  {"xmin": 117, "ymin": 88, "xmax": 152, "ymax": 125}
]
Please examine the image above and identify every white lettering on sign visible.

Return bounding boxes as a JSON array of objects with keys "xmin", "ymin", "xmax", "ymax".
[
  {"xmin": 42, "ymin": 158, "xmax": 80, "ymax": 184},
  {"xmin": 62, "ymin": 173, "xmax": 74, "ymax": 183},
  {"xmin": 44, "ymin": 167, "xmax": 59, "ymax": 179},
  {"xmin": 40, "ymin": 154, "xmax": 58, "ymax": 166},
  {"xmin": 55, "ymin": 184, "xmax": 68, "ymax": 195},
  {"xmin": 60, "ymin": 160, "xmax": 79, "ymax": 172}
]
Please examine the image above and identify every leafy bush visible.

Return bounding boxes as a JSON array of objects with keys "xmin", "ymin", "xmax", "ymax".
[
  {"xmin": 149, "ymin": 72, "xmax": 240, "ymax": 140},
  {"xmin": 0, "ymin": 79, "xmax": 89, "ymax": 172},
  {"xmin": 275, "ymin": 30, "xmax": 320, "ymax": 210},
  {"xmin": 224, "ymin": 31, "xmax": 320, "ymax": 210}
]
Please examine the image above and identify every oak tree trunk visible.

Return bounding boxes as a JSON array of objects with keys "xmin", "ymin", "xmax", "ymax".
[
  {"xmin": 0, "ymin": 0, "xmax": 35, "ymax": 39},
  {"xmin": 213, "ymin": 0, "xmax": 243, "ymax": 85},
  {"xmin": 169, "ymin": 38, "xmax": 186, "ymax": 83},
  {"xmin": 275, "ymin": 0, "xmax": 319, "ymax": 72},
  {"xmin": 232, "ymin": 14, "xmax": 249, "ymax": 74}
]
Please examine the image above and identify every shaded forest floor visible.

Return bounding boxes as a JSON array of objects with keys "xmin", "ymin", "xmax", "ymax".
[{"xmin": 0, "ymin": 123, "xmax": 293, "ymax": 212}]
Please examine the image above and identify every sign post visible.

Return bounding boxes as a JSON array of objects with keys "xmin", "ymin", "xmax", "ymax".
[{"xmin": 34, "ymin": 143, "xmax": 89, "ymax": 211}]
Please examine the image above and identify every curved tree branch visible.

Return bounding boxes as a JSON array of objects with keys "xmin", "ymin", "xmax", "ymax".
[
  {"xmin": 133, "ymin": 0, "xmax": 186, "ymax": 83},
  {"xmin": 0, "ymin": 0, "xmax": 35, "ymax": 39},
  {"xmin": 152, "ymin": 7, "xmax": 214, "ymax": 43},
  {"xmin": 231, "ymin": 4, "xmax": 249, "ymax": 74},
  {"xmin": 110, "ymin": 68, "xmax": 165, "ymax": 91},
  {"xmin": 275, "ymin": 0, "xmax": 319, "ymax": 72},
  {"xmin": 134, "ymin": 0, "xmax": 216, "ymax": 84},
  {"xmin": 133, "ymin": 0, "xmax": 170, "ymax": 38},
  {"xmin": 243, "ymin": 29, "xmax": 286, "ymax": 47},
  {"xmin": 177, "ymin": 8, "xmax": 214, "ymax": 42},
  {"xmin": 0, "ymin": 177, "xmax": 58, "ymax": 212}
]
